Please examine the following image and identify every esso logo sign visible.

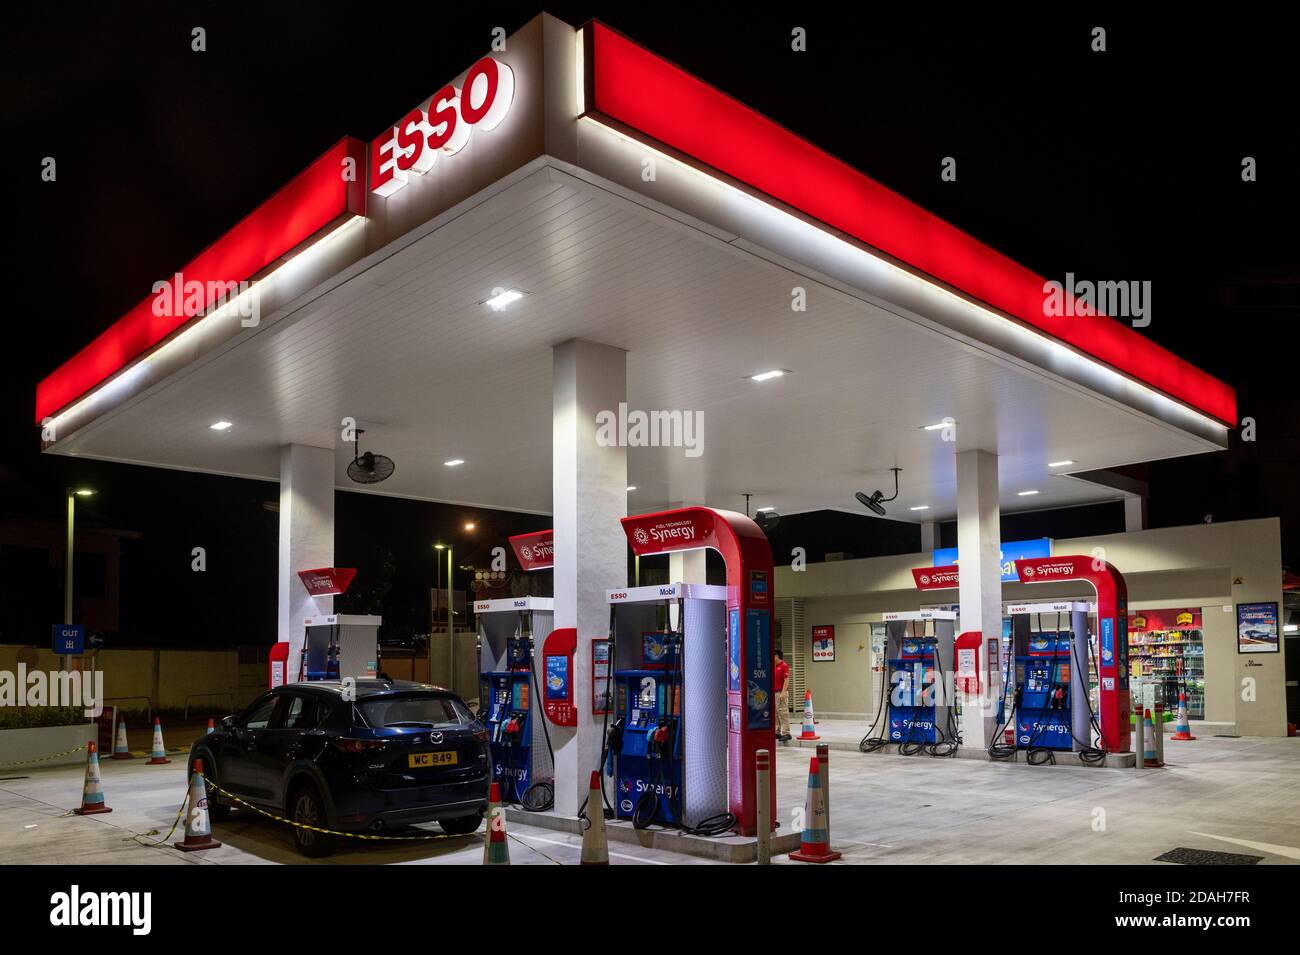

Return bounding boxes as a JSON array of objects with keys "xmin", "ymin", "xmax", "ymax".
[{"xmin": 371, "ymin": 56, "xmax": 515, "ymax": 197}]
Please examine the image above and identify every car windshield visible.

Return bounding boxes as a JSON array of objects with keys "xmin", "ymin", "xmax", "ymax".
[{"xmin": 356, "ymin": 694, "xmax": 469, "ymax": 728}]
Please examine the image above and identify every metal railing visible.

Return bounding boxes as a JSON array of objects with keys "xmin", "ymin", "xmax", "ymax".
[
  {"xmin": 103, "ymin": 696, "xmax": 152, "ymax": 725},
  {"xmin": 184, "ymin": 692, "xmax": 235, "ymax": 720}
]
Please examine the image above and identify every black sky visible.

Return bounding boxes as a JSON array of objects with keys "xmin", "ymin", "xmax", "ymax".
[{"xmin": 3, "ymin": 4, "xmax": 1298, "ymax": 644}]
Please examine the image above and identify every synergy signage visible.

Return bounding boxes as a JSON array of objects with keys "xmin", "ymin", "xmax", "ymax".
[
  {"xmin": 933, "ymin": 538, "xmax": 1051, "ymax": 582},
  {"xmin": 371, "ymin": 55, "xmax": 514, "ymax": 197}
]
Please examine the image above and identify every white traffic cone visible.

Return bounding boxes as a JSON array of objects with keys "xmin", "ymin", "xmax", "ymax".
[
  {"xmin": 174, "ymin": 758, "xmax": 222, "ymax": 851},
  {"xmin": 580, "ymin": 771, "xmax": 610, "ymax": 865},
  {"xmin": 111, "ymin": 719, "xmax": 133, "ymax": 759},
  {"xmin": 73, "ymin": 742, "xmax": 112, "ymax": 815},
  {"xmin": 1171, "ymin": 692, "xmax": 1196, "ymax": 740},
  {"xmin": 146, "ymin": 717, "xmax": 171, "ymax": 765},
  {"xmin": 789, "ymin": 755, "xmax": 839, "ymax": 863},
  {"xmin": 797, "ymin": 690, "xmax": 820, "ymax": 740}
]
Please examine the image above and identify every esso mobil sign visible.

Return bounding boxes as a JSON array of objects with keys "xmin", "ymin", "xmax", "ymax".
[{"xmin": 371, "ymin": 56, "xmax": 515, "ymax": 197}]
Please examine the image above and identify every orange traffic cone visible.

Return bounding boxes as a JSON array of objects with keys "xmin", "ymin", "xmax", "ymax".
[
  {"xmin": 797, "ymin": 690, "xmax": 820, "ymax": 740},
  {"xmin": 174, "ymin": 759, "xmax": 221, "ymax": 851},
  {"xmin": 206, "ymin": 718, "xmax": 216, "ymax": 735},
  {"xmin": 580, "ymin": 771, "xmax": 610, "ymax": 865},
  {"xmin": 73, "ymin": 742, "xmax": 112, "ymax": 815},
  {"xmin": 111, "ymin": 718, "xmax": 133, "ymax": 759},
  {"xmin": 1171, "ymin": 692, "xmax": 1196, "ymax": 740},
  {"xmin": 146, "ymin": 717, "xmax": 171, "ymax": 765},
  {"xmin": 483, "ymin": 781, "xmax": 509, "ymax": 865},
  {"xmin": 789, "ymin": 755, "xmax": 840, "ymax": 863}
]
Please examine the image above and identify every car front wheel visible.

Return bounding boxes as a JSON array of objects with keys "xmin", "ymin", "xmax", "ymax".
[{"xmin": 290, "ymin": 783, "xmax": 337, "ymax": 857}]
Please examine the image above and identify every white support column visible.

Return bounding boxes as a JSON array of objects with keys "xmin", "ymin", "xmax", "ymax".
[
  {"xmin": 956, "ymin": 449, "xmax": 1001, "ymax": 749},
  {"xmin": 1124, "ymin": 495, "xmax": 1146, "ymax": 533},
  {"xmin": 919, "ymin": 521, "xmax": 937, "ymax": 553},
  {"xmin": 277, "ymin": 444, "xmax": 335, "ymax": 681},
  {"xmin": 552, "ymin": 339, "xmax": 627, "ymax": 815}
]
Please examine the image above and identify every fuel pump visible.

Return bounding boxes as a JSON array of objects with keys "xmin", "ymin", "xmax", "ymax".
[
  {"xmin": 860, "ymin": 610, "xmax": 958, "ymax": 757},
  {"xmin": 993, "ymin": 601, "xmax": 1107, "ymax": 766},
  {"xmin": 474, "ymin": 596, "xmax": 556, "ymax": 808},
  {"xmin": 605, "ymin": 583, "xmax": 733, "ymax": 835}
]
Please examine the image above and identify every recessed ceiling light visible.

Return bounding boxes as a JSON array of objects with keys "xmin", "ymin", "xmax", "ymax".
[
  {"xmin": 922, "ymin": 420, "xmax": 953, "ymax": 431},
  {"xmin": 626, "ymin": 485, "xmax": 638, "ymax": 492},
  {"xmin": 484, "ymin": 289, "xmax": 523, "ymax": 311},
  {"xmin": 910, "ymin": 505, "xmax": 930, "ymax": 511},
  {"xmin": 750, "ymin": 370, "xmax": 787, "ymax": 382},
  {"xmin": 210, "ymin": 421, "xmax": 233, "ymax": 431},
  {"xmin": 443, "ymin": 459, "xmax": 465, "ymax": 467},
  {"xmin": 1048, "ymin": 460, "xmax": 1075, "ymax": 468},
  {"xmin": 756, "ymin": 506, "xmax": 776, "ymax": 512},
  {"xmin": 1018, "ymin": 489, "xmax": 1040, "ymax": 496}
]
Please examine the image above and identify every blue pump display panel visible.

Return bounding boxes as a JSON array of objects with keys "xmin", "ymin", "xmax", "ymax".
[
  {"xmin": 481, "ymin": 636, "xmax": 534, "ymax": 800},
  {"xmin": 613, "ymin": 636, "xmax": 683, "ymax": 826},
  {"xmin": 1015, "ymin": 632, "xmax": 1073, "ymax": 751},
  {"xmin": 887, "ymin": 637, "xmax": 939, "ymax": 744}
]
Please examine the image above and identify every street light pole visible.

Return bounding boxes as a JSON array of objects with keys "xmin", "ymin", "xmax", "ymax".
[
  {"xmin": 447, "ymin": 545, "xmax": 454, "ymax": 693},
  {"xmin": 63, "ymin": 490, "xmax": 74, "ymax": 671}
]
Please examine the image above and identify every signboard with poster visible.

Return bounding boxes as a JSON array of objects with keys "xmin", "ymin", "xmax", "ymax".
[
  {"xmin": 1236, "ymin": 602, "xmax": 1279, "ymax": 654},
  {"xmin": 811, "ymin": 625, "xmax": 835, "ymax": 662}
]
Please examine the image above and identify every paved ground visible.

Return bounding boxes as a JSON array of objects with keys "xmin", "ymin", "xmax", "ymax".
[{"xmin": 2, "ymin": 721, "xmax": 1297, "ymax": 864}]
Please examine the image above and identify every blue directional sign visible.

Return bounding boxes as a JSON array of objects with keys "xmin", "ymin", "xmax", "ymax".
[
  {"xmin": 933, "ymin": 538, "xmax": 1052, "ymax": 582},
  {"xmin": 52, "ymin": 624, "xmax": 84, "ymax": 655}
]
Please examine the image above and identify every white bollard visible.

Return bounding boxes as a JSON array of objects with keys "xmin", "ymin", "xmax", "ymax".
[{"xmin": 756, "ymin": 749, "xmax": 771, "ymax": 865}]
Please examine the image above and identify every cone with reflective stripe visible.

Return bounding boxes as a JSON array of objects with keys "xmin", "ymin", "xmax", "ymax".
[
  {"xmin": 580, "ymin": 771, "xmax": 610, "ymax": 865},
  {"xmin": 1171, "ymin": 692, "xmax": 1196, "ymax": 740},
  {"xmin": 483, "ymin": 781, "xmax": 510, "ymax": 865},
  {"xmin": 789, "ymin": 755, "xmax": 840, "ymax": 863},
  {"xmin": 797, "ymin": 690, "xmax": 820, "ymax": 740},
  {"xmin": 174, "ymin": 758, "xmax": 221, "ymax": 851},
  {"xmin": 146, "ymin": 717, "xmax": 171, "ymax": 765},
  {"xmin": 73, "ymin": 742, "xmax": 112, "ymax": 815},
  {"xmin": 1142, "ymin": 709, "xmax": 1161, "ymax": 767},
  {"xmin": 206, "ymin": 718, "xmax": 216, "ymax": 735},
  {"xmin": 111, "ymin": 718, "xmax": 133, "ymax": 759}
]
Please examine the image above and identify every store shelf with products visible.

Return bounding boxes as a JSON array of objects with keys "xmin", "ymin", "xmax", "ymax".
[{"xmin": 1127, "ymin": 609, "xmax": 1206, "ymax": 719}]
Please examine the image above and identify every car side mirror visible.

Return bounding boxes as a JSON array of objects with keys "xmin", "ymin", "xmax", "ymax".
[{"xmin": 221, "ymin": 715, "xmax": 237, "ymax": 731}]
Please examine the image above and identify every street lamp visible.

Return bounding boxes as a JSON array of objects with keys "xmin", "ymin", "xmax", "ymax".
[{"xmin": 64, "ymin": 488, "xmax": 95, "ymax": 669}]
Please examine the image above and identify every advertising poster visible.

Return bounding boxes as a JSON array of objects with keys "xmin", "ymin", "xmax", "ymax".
[
  {"xmin": 1236, "ymin": 601, "xmax": 1279, "ymax": 653},
  {"xmin": 812, "ymin": 625, "xmax": 835, "ymax": 661}
]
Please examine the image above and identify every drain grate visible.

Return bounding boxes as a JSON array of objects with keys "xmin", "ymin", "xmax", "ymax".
[
  {"xmin": 1155, "ymin": 847, "xmax": 1263, "ymax": 865},
  {"xmin": 1213, "ymin": 734, "xmax": 1241, "ymax": 738}
]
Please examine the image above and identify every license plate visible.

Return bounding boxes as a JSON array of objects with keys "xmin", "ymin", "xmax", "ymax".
[{"xmin": 408, "ymin": 751, "xmax": 457, "ymax": 768}]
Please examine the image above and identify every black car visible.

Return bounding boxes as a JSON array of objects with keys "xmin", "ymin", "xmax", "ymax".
[{"xmin": 190, "ymin": 679, "xmax": 490, "ymax": 856}]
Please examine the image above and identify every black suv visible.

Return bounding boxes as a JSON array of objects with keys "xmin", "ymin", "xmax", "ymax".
[{"xmin": 190, "ymin": 679, "xmax": 490, "ymax": 856}]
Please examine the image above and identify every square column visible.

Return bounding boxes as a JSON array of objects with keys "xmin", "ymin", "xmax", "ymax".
[
  {"xmin": 955, "ymin": 449, "xmax": 1001, "ymax": 749},
  {"xmin": 278, "ymin": 444, "xmax": 335, "ymax": 681},
  {"xmin": 552, "ymin": 339, "xmax": 627, "ymax": 814}
]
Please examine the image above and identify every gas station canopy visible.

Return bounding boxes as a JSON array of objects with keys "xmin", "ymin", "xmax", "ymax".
[{"xmin": 37, "ymin": 16, "xmax": 1233, "ymax": 522}]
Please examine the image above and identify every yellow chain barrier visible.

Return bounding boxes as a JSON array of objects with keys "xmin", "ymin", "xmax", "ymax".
[
  {"xmin": 0, "ymin": 742, "xmax": 87, "ymax": 771},
  {"xmin": 200, "ymin": 776, "xmax": 471, "ymax": 842}
]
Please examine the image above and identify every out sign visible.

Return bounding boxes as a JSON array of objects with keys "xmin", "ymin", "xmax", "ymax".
[{"xmin": 53, "ymin": 624, "xmax": 85, "ymax": 655}]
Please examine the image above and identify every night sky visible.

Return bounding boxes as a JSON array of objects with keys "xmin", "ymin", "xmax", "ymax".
[{"xmin": 4, "ymin": 5, "xmax": 1297, "ymax": 646}]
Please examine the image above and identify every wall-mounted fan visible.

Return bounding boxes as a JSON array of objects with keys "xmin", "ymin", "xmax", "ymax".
[{"xmin": 346, "ymin": 429, "xmax": 395, "ymax": 485}]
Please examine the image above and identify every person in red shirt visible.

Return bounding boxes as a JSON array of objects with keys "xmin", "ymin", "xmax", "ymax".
[{"xmin": 773, "ymin": 649, "xmax": 792, "ymax": 741}]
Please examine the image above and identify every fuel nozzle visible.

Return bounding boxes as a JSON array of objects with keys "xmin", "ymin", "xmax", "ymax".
[{"xmin": 651, "ymin": 719, "xmax": 672, "ymax": 757}]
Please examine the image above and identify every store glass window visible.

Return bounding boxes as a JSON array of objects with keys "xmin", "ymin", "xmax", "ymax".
[{"xmin": 1128, "ymin": 609, "xmax": 1205, "ymax": 718}]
